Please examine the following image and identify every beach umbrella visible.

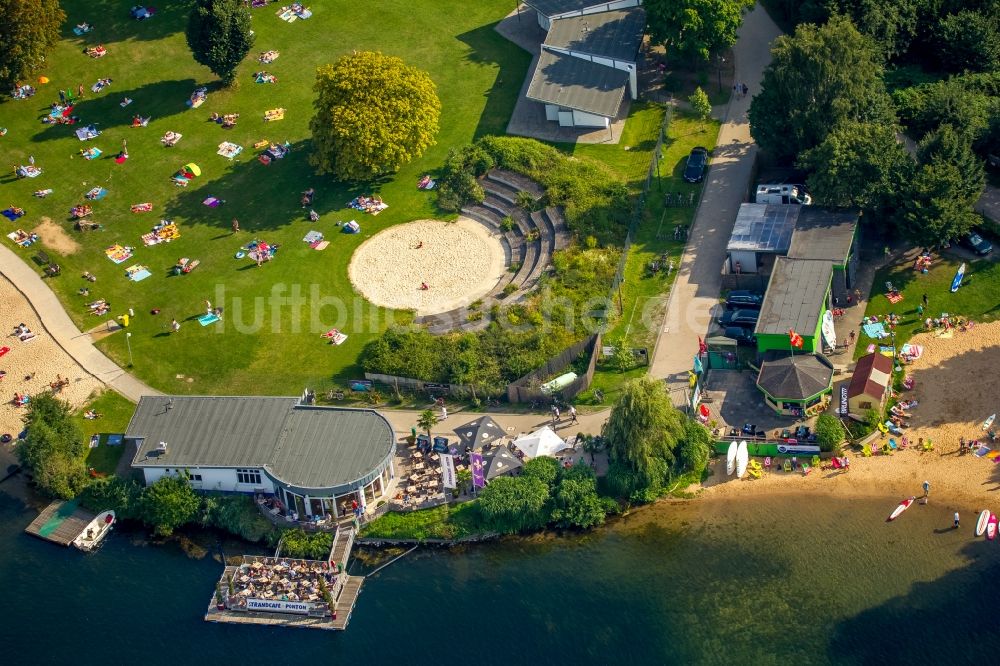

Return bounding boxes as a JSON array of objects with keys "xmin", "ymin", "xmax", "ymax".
[
  {"xmin": 38, "ymin": 76, "xmax": 49, "ymax": 84},
  {"xmin": 481, "ymin": 446, "xmax": 522, "ymax": 481},
  {"xmin": 512, "ymin": 427, "xmax": 571, "ymax": 459},
  {"xmin": 183, "ymin": 163, "xmax": 201, "ymax": 177}
]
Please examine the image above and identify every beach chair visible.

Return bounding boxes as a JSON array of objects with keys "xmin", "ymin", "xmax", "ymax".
[
  {"xmin": 782, "ymin": 458, "xmax": 792, "ymax": 473},
  {"xmin": 801, "ymin": 463, "xmax": 811, "ymax": 476},
  {"xmin": 922, "ymin": 439, "xmax": 934, "ymax": 452},
  {"xmin": 763, "ymin": 456, "xmax": 771, "ymax": 472},
  {"xmin": 888, "ymin": 438, "xmax": 898, "ymax": 451}
]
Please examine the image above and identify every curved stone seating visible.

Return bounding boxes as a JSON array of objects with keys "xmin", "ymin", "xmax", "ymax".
[{"xmin": 415, "ymin": 170, "xmax": 570, "ymax": 333}]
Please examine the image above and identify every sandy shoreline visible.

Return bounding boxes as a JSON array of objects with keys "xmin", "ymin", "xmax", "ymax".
[
  {"xmin": 348, "ymin": 217, "xmax": 506, "ymax": 315},
  {"xmin": 0, "ymin": 274, "xmax": 102, "ymax": 465},
  {"xmin": 699, "ymin": 321, "xmax": 1000, "ymax": 511}
]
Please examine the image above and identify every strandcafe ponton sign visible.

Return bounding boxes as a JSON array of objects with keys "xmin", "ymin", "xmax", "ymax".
[{"xmin": 246, "ymin": 598, "xmax": 311, "ymax": 614}]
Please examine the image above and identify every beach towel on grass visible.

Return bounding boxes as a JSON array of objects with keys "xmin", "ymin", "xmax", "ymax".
[
  {"xmin": 106, "ymin": 434, "xmax": 123, "ymax": 446},
  {"xmin": 125, "ymin": 264, "xmax": 151, "ymax": 282},
  {"xmin": 313, "ymin": 240, "xmax": 329, "ymax": 251},
  {"xmin": 878, "ymin": 346, "xmax": 895, "ymax": 356},
  {"xmin": 975, "ymin": 446, "xmax": 991, "ymax": 458},
  {"xmin": 2, "ymin": 208, "xmax": 24, "ymax": 221},
  {"xmin": 105, "ymin": 245, "xmax": 133, "ymax": 264},
  {"xmin": 75, "ymin": 125, "xmax": 100, "ymax": 141},
  {"xmin": 217, "ymin": 142, "xmax": 243, "ymax": 159},
  {"xmin": 862, "ymin": 322, "xmax": 887, "ymax": 339},
  {"xmin": 89, "ymin": 435, "xmax": 99, "ymax": 448},
  {"xmin": 85, "ymin": 187, "xmax": 107, "ymax": 200},
  {"xmin": 302, "ymin": 230, "xmax": 323, "ymax": 244},
  {"xmin": 198, "ymin": 313, "xmax": 220, "ymax": 326},
  {"xmin": 886, "ymin": 292, "xmax": 904, "ymax": 304}
]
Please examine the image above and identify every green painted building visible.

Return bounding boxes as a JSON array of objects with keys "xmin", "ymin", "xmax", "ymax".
[{"xmin": 754, "ymin": 257, "xmax": 833, "ymax": 354}]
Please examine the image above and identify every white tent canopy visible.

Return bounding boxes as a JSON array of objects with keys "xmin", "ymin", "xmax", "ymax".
[{"xmin": 512, "ymin": 426, "xmax": 571, "ymax": 459}]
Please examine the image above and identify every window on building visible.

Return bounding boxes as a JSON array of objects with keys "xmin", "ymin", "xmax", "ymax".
[
  {"xmin": 190, "ymin": 474, "xmax": 203, "ymax": 482},
  {"xmin": 860, "ymin": 401, "xmax": 872, "ymax": 410},
  {"xmin": 236, "ymin": 469, "xmax": 261, "ymax": 485}
]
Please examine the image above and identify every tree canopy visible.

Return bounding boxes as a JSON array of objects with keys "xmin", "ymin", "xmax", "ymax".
[
  {"xmin": 0, "ymin": 0, "xmax": 65, "ymax": 89},
  {"xmin": 140, "ymin": 474, "xmax": 201, "ymax": 536},
  {"xmin": 16, "ymin": 393, "xmax": 87, "ymax": 499},
  {"xmin": 645, "ymin": 0, "xmax": 755, "ymax": 61},
  {"xmin": 814, "ymin": 413, "xmax": 846, "ymax": 452},
  {"xmin": 933, "ymin": 9, "xmax": 1000, "ymax": 74},
  {"xmin": 798, "ymin": 121, "xmax": 913, "ymax": 213},
  {"xmin": 477, "ymin": 476, "xmax": 550, "ymax": 534},
  {"xmin": 185, "ymin": 0, "xmax": 254, "ymax": 85},
  {"xmin": 603, "ymin": 376, "xmax": 686, "ymax": 490},
  {"xmin": 550, "ymin": 477, "xmax": 606, "ymax": 529},
  {"xmin": 309, "ymin": 51, "xmax": 441, "ymax": 181},
  {"xmin": 893, "ymin": 159, "xmax": 979, "ymax": 246},
  {"xmin": 748, "ymin": 15, "xmax": 894, "ymax": 160}
]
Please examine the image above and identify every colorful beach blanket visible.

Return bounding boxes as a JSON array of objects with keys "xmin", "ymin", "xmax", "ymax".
[
  {"xmin": 125, "ymin": 264, "xmax": 151, "ymax": 282},
  {"xmin": 84, "ymin": 187, "xmax": 107, "ymax": 200},
  {"xmin": 198, "ymin": 313, "xmax": 220, "ymax": 326},
  {"xmin": 105, "ymin": 244, "xmax": 134, "ymax": 264},
  {"xmin": 217, "ymin": 141, "xmax": 243, "ymax": 159},
  {"xmin": 302, "ymin": 230, "xmax": 323, "ymax": 244},
  {"xmin": 7, "ymin": 230, "xmax": 38, "ymax": 247}
]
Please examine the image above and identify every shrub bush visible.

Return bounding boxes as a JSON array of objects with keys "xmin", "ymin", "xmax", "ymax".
[{"xmin": 815, "ymin": 413, "xmax": 847, "ymax": 452}]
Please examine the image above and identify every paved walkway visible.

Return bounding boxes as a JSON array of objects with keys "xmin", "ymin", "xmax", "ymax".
[
  {"xmin": 0, "ymin": 244, "xmax": 161, "ymax": 402},
  {"xmin": 381, "ymin": 407, "xmax": 608, "ymax": 441},
  {"xmin": 648, "ymin": 4, "xmax": 783, "ymax": 389}
]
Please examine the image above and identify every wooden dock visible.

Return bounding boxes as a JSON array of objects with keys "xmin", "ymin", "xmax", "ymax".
[
  {"xmin": 24, "ymin": 500, "xmax": 95, "ymax": 547},
  {"xmin": 204, "ymin": 571, "xmax": 364, "ymax": 631}
]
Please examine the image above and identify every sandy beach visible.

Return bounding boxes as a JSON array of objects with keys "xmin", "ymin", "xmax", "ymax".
[
  {"xmin": 701, "ymin": 321, "xmax": 1000, "ymax": 509},
  {"xmin": 0, "ymin": 275, "xmax": 102, "ymax": 443},
  {"xmin": 348, "ymin": 217, "xmax": 506, "ymax": 315}
]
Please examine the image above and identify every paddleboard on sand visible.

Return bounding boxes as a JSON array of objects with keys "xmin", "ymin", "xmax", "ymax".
[
  {"xmin": 736, "ymin": 440, "xmax": 749, "ymax": 479},
  {"xmin": 988, "ymin": 514, "xmax": 998, "ymax": 540},
  {"xmin": 726, "ymin": 442, "xmax": 737, "ymax": 476},
  {"xmin": 976, "ymin": 510, "xmax": 991, "ymax": 536},
  {"xmin": 887, "ymin": 497, "xmax": 915, "ymax": 522},
  {"xmin": 983, "ymin": 414, "xmax": 996, "ymax": 431}
]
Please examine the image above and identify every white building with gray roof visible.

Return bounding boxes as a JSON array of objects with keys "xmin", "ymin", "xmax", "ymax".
[{"xmin": 127, "ymin": 396, "xmax": 396, "ymax": 519}]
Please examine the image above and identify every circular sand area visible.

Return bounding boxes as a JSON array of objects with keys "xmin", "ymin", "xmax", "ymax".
[{"xmin": 348, "ymin": 218, "xmax": 506, "ymax": 315}]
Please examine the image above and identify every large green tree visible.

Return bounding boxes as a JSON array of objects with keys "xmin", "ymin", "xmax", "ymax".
[
  {"xmin": 309, "ymin": 51, "xmax": 441, "ymax": 181},
  {"xmin": 798, "ymin": 121, "xmax": 914, "ymax": 212},
  {"xmin": 894, "ymin": 160, "xmax": 979, "ymax": 245},
  {"xmin": 749, "ymin": 15, "xmax": 894, "ymax": 160},
  {"xmin": 550, "ymin": 477, "xmax": 606, "ymax": 529},
  {"xmin": 186, "ymin": 0, "xmax": 254, "ymax": 85},
  {"xmin": 16, "ymin": 393, "xmax": 87, "ymax": 499},
  {"xmin": 0, "ymin": 0, "xmax": 65, "ymax": 89},
  {"xmin": 645, "ymin": 0, "xmax": 756, "ymax": 61},
  {"xmin": 917, "ymin": 124, "xmax": 986, "ymax": 203},
  {"xmin": 140, "ymin": 474, "xmax": 201, "ymax": 536},
  {"xmin": 602, "ymin": 376, "xmax": 686, "ymax": 490},
  {"xmin": 933, "ymin": 9, "xmax": 1000, "ymax": 74},
  {"xmin": 477, "ymin": 476, "xmax": 550, "ymax": 534}
]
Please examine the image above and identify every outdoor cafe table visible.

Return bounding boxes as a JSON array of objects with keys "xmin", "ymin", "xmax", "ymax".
[
  {"xmin": 413, "ymin": 451, "xmax": 424, "ymax": 459},
  {"xmin": 414, "ymin": 462, "xmax": 426, "ymax": 470}
]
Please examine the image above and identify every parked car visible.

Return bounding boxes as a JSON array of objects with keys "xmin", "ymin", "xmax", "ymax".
[
  {"xmin": 961, "ymin": 230, "xmax": 993, "ymax": 255},
  {"xmin": 683, "ymin": 147, "xmax": 709, "ymax": 183},
  {"xmin": 755, "ymin": 183, "xmax": 812, "ymax": 205},
  {"xmin": 725, "ymin": 290, "xmax": 764, "ymax": 310},
  {"xmin": 723, "ymin": 326, "xmax": 756, "ymax": 346},
  {"xmin": 718, "ymin": 309, "xmax": 759, "ymax": 329}
]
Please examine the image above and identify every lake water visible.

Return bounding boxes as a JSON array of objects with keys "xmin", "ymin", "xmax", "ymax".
[{"xmin": 2, "ymin": 490, "xmax": 997, "ymax": 664}]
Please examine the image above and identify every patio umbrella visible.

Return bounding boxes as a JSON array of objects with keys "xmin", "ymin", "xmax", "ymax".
[
  {"xmin": 512, "ymin": 426, "xmax": 571, "ymax": 459},
  {"xmin": 482, "ymin": 446, "xmax": 522, "ymax": 481},
  {"xmin": 453, "ymin": 415, "xmax": 505, "ymax": 450}
]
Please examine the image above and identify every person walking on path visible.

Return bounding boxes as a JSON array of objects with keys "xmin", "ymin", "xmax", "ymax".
[
  {"xmin": 741, "ymin": 83, "xmax": 748, "ymax": 97},
  {"xmin": 231, "ymin": 218, "xmax": 240, "ymax": 234},
  {"xmin": 922, "ymin": 480, "xmax": 930, "ymax": 504},
  {"xmin": 922, "ymin": 293, "xmax": 929, "ymax": 308},
  {"xmin": 440, "ymin": 404, "xmax": 447, "ymax": 420},
  {"xmin": 954, "ymin": 512, "xmax": 960, "ymax": 529},
  {"xmin": 569, "ymin": 405, "xmax": 578, "ymax": 425}
]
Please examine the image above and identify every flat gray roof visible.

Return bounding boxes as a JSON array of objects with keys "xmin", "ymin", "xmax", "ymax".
[
  {"xmin": 787, "ymin": 207, "xmax": 859, "ymax": 264},
  {"xmin": 526, "ymin": 49, "xmax": 628, "ymax": 118},
  {"xmin": 545, "ymin": 8, "xmax": 645, "ymax": 62},
  {"xmin": 754, "ymin": 257, "xmax": 833, "ymax": 337},
  {"xmin": 526, "ymin": 0, "xmax": 628, "ymax": 17},
  {"xmin": 727, "ymin": 204, "xmax": 801, "ymax": 254},
  {"xmin": 128, "ymin": 397, "xmax": 394, "ymax": 490}
]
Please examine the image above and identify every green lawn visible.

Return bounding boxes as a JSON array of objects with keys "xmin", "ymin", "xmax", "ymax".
[
  {"xmin": 859, "ymin": 253, "xmax": 1000, "ymax": 358},
  {"xmin": 359, "ymin": 500, "xmax": 483, "ymax": 540},
  {"xmin": 2, "ymin": 0, "xmax": 528, "ymax": 395},
  {"xmin": 569, "ymin": 109, "xmax": 721, "ymax": 404},
  {"xmin": 74, "ymin": 389, "xmax": 136, "ymax": 474}
]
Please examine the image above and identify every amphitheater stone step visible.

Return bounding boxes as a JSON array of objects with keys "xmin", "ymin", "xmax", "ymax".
[
  {"xmin": 480, "ymin": 176, "xmax": 520, "ymax": 207},
  {"xmin": 488, "ymin": 169, "xmax": 544, "ymax": 199}
]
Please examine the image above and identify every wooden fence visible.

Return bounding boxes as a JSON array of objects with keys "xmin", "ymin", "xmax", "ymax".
[{"xmin": 506, "ymin": 333, "xmax": 601, "ymax": 404}]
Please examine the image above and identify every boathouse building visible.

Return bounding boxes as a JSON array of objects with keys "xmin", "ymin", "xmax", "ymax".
[{"xmin": 127, "ymin": 396, "xmax": 395, "ymax": 518}]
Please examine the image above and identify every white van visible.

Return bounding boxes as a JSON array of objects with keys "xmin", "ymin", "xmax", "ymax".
[{"xmin": 755, "ymin": 183, "xmax": 812, "ymax": 205}]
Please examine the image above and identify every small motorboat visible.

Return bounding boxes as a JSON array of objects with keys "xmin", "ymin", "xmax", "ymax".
[
  {"xmin": 887, "ymin": 497, "xmax": 915, "ymax": 522},
  {"xmin": 72, "ymin": 510, "xmax": 115, "ymax": 551}
]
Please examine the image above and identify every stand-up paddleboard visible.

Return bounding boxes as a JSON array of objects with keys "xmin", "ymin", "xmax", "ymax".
[
  {"xmin": 977, "ymin": 510, "xmax": 991, "ymax": 536},
  {"xmin": 887, "ymin": 497, "xmax": 915, "ymax": 521},
  {"xmin": 736, "ymin": 440, "xmax": 749, "ymax": 479},
  {"xmin": 988, "ymin": 514, "xmax": 998, "ymax": 540},
  {"xmin": 951, "ymin": 262, "xmax": 966, "ymax": 293},
  {"xmin": 983, "ymin": 414, "xmax": 995, "ymax": 431},
  {"xmin": 726, "ymin": 442, "xmax": 737, "ymax": 475}
]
